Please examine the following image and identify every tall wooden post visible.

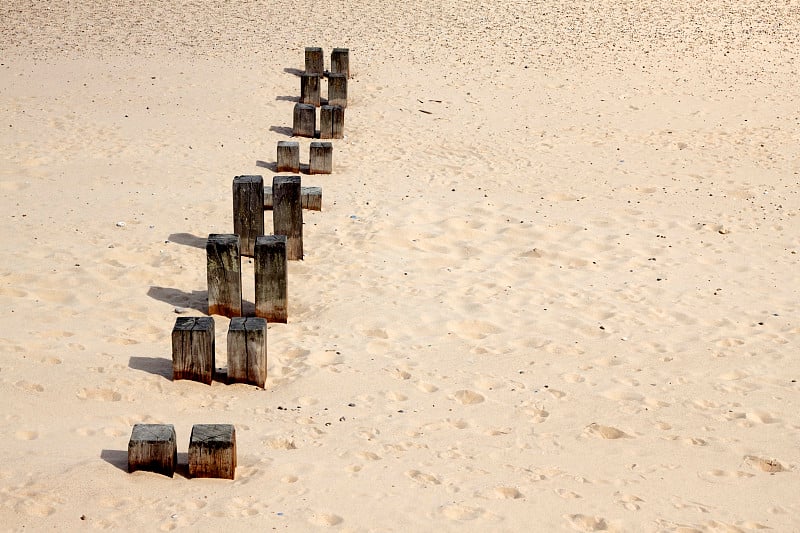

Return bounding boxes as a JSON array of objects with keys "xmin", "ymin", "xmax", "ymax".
[
  {"xmin": 277, "ymin": 141, "xmax": 300, "ymax": 173},
  {"xmin": 254, "ymin": 235, "xmax": 288, "ymax": 323},
  {"xmin": 305, "ymin": 47, "xmax": 324, "ymax": 75},
  {"xmin": 206, "ymin": 234, "xmax": 242, "ymax": 317},
  {"xmin": 331, "ymin": 48, "xmax": 350, "ymax": 78},
  {"xmin": 272, "ymin": 176, "xmax": 303, "ymax": 260},
  {"xmin": 292, "ymin": 103, "xmax": 316, "ymax": 138},
  {"xmin": 172, "ymin": 316, "xmax": 215, "ymax": 385},
  {"xmin": 328, "ymin": 73, "xmax": 347, "ymax": 108},
  {"xmin": 320, "ymin": 105, "xmax": 344, "ymax": 139},
  {"xmin": 309, "ymin": 142, "xmax": 333, "ymax": 174},
  {"xmin": 300, "ymin": 73, "xmax": 321, "ymax": 107},
  {"xmin": 232, "ymin": 175, "xmax": 264, "ymax": 257},
  {"xmin": 227, "ymin": 317, "xmax": 267, "ymax": 388}
]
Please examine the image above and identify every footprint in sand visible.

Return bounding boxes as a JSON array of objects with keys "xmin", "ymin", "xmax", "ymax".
[
  {"xmin": 440, "ymin": 504, "xmax": 484, "ymax": 521},
  {"xmin": 308, "ymin": 513, "xmax": 343, "ymax": 526},
  {"xmin": 265, "ymin": 438, "xmax": 297, "ymax": 450},
  {"xmin": 445, "ymin": 319, "xmax": 502, "ymax": 340},
  {"xmin": 493, "ymin": 487, "xmax": 523, "ymax": 499},
  {"xmin": 452, "ymin": 390, "xmax": 485, "ymax": 405},
  {"xmin": 15, "ymin": 380, "xmax": 44, "ymax": 393},
  {"xmin": 406, "ymin": 469, "xmax": 441, "ymax": 486},
  {"xmin": 564, "ymin": 513, "xmax": 610, "ymax": 532},
  {"xmin": 14, "ymin": 430, "xmax": 38, "ymax": 440},
  {"xmin": 744, "ymin": 455, "xmax": 784, "ymax": 473},
  {"xmin": 585, "ymin": 423, "xmax": 631, "ymax": 440},
  {"xmin": 77, "ymin": 388, "xmax": 122, "ymax": 401}
]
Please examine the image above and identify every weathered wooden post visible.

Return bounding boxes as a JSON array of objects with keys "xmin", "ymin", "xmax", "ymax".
[
  {"xmin": 254, "ymin": 235, "xmax": 288, "ymax": 323},
  {"xmin": 172, "ymin": 316, "xmax": 215, "ymax": 385},
  {"xmin": 330, "ymin": 48, "xmax": 350, "ymax": 78},
  {"xmin": 264, "ymin": 185, "xmax": 322, "ymax": 211},
  {"xmin": 300, "ymin": 73, "xmax": 321, "ymax": 107},
  {"xmin": 272, "ymin": 176, "xmax": 303, "ymax": 260},
  {"xmin": 292, "ymin": 103, "xmax": 316, "ymax": 138},
  {"xmin": 227, "ymin": 317, "xmax": 267, "ymax": 388},
  {"xmin": 206, "ymin": 234, "xmax": 242, "ymax": 317},
  {"xmin": 305, "ymin": 47, "xmax": 324, "ymax": 75},
  {"xmin": 328, "ymin": 73, "xmax": 347, "ymax": 108},
  {"xmin": 128, "ymin": 424, "xmax": 177, "ymax": 477},
  {"xmin": 232, "ymin": 175, "xmax": 264, "ymax": 257},
  {"xmin": 319, "ymin": 105, "xmax": 344, "ymax": 139},
  {"xmin": 189, "ymin": 424, "xmax": 236, "ymax": 479},
  {"xmin": 309, "ymin": 142, "xmax": 333, "ymax": 175},
  {"xmin": 277, "ymin": 141, "xmax": 300, "ymax": 173}
]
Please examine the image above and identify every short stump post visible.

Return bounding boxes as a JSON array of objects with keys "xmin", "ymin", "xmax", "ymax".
[
  {"xmin": 277, "ymin": 141, "xmax": 300, "ymax": 173},
  {"xmin": 128, "ymin": 424, "xmax": 177, "ymax": 477},
  {"xmin": 305, "ymin": 47, "xmax": 324, "ymax": 75},
  {"xmin": 232, "ymin": 175, "xmax": 265, "ymax": 258},
  {"xmin": 331, "ymin": 48, "xmax": 350, "ymax": 78},
  {"xmin": 272, "ymin": 176, "xmax": 303, "ymax": 260},
  {"xmin": 227, "ymin": 317, "xmax": 267, "ymax": 388},
  {"xmin": 319, "ymin": 105, "xmax": 344, "ymax": 139},
  {"xmin": 309, "ymin": 141, "xmax": 333, "ymax": 175},
  {"xmin": 206, "ymin": 234, "xmax": 242, "ymax": 317},
  {"xmin": 292, "ymin": 103, "xmax": 316, "ymax": 138},
  {"xmin": 172, "ymin": 316, "xmax": 215, "ymax": 385},
  {"xmin": 264, "ymin": 185, "xmax": 322, "ymax": 211},
  {"xmin": 300, "ymin": 73, "xmax": 321, "ymax": 107},
  {"xmin": 254, "ymin": 235, "xmax": 288, "ymax": 323},
  {"xmin": 328, "ymin": 73, "xmax": 347, "ymax": 108},
  {"xmin": 189, "ymin": 424, "xmax": 236, "ymax": 480}
]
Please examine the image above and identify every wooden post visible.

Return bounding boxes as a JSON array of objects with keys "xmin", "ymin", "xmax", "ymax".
[
  {"xmin": 272, "ymin": 176, "xmax": 303, "ymax": 260},
  {"xmin": 292, "ymin": 103, "xmax": 316, "ymax": 138},
  {"xmin": 331, "ymin": 48, "xmax": 350, "ymax": 78},
  {"xmin": 328, "ymin": 73, "xmax": 347, "ymax": 108},
  {"xmin": 277, "ymin": 141, "xmax": 300, "ymax": 173},
  {"xmin": 300, "ymin": 73, "xmax": 321, "ymax": 107},
  {"xmin": 206, "ymin": 234, "xmax": 242, "ymax": 317},
  {"xmin": 319, "ymin": 105, "xmax": 344, "ymax": 139},
  {"xmin": 232, "ymin": 175, "xmax": 264, "ymax": 258},
  {"xmin": 254, "ymin": 235, "xmax": 287, "ymax": 323},
  {"xmin": 128, "ymin": 424, "xmax": 177, "ymax": 477},
  {"xmin": 309, "ymin": 142, "xmax": 333, "ymax": 175},
  {"xmin": 305, "ymin": 47, "xmax": 324, "ymax": 75},
  {"xmin": 227, "ymin": 317, "xmax": 267, "ymax": 388},
  {"xmin": 172, "ymin": 316, "xmax": 215, "ymax": 385},
  {"xmin": 189, "ymin": 424, "xmax": 236, "ymax": 480},
  {"xmin": 264, "ymin": 185, "xmax": 322, "ymax": 211}
]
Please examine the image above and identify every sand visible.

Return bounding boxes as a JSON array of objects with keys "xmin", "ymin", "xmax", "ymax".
[{"xmin": 1, "ymin": 0, "xmax": 799, "ymax": 531}]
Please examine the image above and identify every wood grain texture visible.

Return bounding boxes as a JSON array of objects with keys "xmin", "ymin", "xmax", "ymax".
[
  {"xmin": 206, "ymin": 233, "xmax": 242, "ymax": 317},
  {"xmin": 171, "ymin": 316, "xmax": 215, "ymax": 385},
  {"xmin": 292, "ymin": 103, "xmax": 316, "ymax": 138},
  {"xmin": 330, "ymin": 48, "xmax": 350, "ymax": 78},
  {"xmin": 227, "ymin": 317, "xmax": 267, "ymax": 388},
  {"xmin": 264, "ymin": 185, "xmax": 321, "ymax": 211},
  {"xmin": 232, "ymin": 175, "xmax": 265, "ymax": 257},
  {"xmin": 327, "ymin": 73, "xmax": 347, "ymax": 108},
  {"xmin": 254, "ymin": 235, "xmax": 288, "ymax": 323},
  {"xmin": 319, "ymin": 105, "xmax": 344, "ymax": 140},
  {"xmin": 300, "ymin": 73, "xmax": 321, "ymax": 107},
  {"xmin": 309, "ymin": 142, "xmax": 332, "ymax": 175},
  {"xmin": 304, "ymin": 47, "xmax": 324, "ymax": 75},
  {"xmin": 128, "ymin": 424, "xmax": 177, "ymax": 477},
  {"xmin": 189, "ymin": 424, "xmax": 236, "ymax": 480},
  {"xmin": 276, "ymin": 141, "xmax": 300, "ymax": 173},
  {"xmin": 272, "ymin": 176, "xmax": 303, "ymax": 260}
]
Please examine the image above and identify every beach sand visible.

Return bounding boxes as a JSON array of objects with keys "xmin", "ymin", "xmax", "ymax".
[{"xmin": 1, "ymin": 1, "xmax": 799, "ymax": 530}]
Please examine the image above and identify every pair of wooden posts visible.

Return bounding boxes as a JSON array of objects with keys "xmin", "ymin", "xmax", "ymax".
[
  {"xmin": 128, "ymin": 423, "xmax": 236, "ymax": 479},
  {"xmin": 301, "ymin": 46, "xmax": 349, "ymax": 107},
  {"xmin": 292, "ymin": 105, "xmax": 343, "ymax": 141},
  {"xmin": 277, "ymin": 140, "xmax": 333, "ymax": 174},
  {"xmin": 172, "ymin": 316, "xmax": 267, "ymax": 388}
]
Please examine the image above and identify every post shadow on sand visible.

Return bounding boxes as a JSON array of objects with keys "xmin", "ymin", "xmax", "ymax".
[
  {"xmin": 129, "ymin": 356, "xmax": 172, "ymax": 379},
  {"xmin": 101, "ymin": 450, "xmax": 190, "ymax": 478},
  {"xmin": 256, "ymin": 160, "xmax": 278, "ymax": 171},
  {"xmin": 147, "ymin": 286, "xmax": 208, "ymax": 313},
  {"xmin": 275, "ymin": 95, "xmax": 298, "ymax": 102},
  {"xmin": 167, "ymin": 233, "xmax": 207, "ymax": 249},
  {"xmin": 283, "ymin": 67, "xmax": 304, "ymax": 76},
  {"xmin": 269, "ymin": 125, "xmax": 294, "ymax": 137}
]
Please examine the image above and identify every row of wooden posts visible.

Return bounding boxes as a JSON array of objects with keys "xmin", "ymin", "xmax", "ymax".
[{"xmin": 130, "ymin": 47, "xmax": 350, "ymax": 479}]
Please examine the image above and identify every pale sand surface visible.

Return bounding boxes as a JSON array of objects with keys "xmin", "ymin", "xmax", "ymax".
[{"xmin": 1, "ymin": 1, "xmax": 799, "ymax": 531}]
